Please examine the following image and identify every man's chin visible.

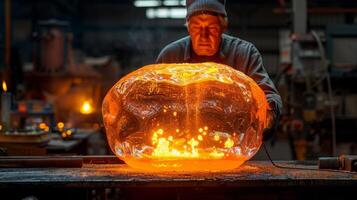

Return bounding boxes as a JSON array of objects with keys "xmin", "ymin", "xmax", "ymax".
[{"xmin": 195, "ymin": 48, "xmax": 216, "ymax": 56}]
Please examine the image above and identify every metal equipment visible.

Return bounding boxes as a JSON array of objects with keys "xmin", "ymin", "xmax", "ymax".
[{"xmin": 319, "ymin": 155, "xmax": 357, "ymax": 172}]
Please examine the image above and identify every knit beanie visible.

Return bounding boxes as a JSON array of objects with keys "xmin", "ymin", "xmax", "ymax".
[{"xmin": 186, "ymin": 0, "xmax": 227, "ymax": 20}]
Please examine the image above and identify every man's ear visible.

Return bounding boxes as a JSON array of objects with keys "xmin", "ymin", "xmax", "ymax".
[
  {"xmin": 219, "ymin": 16, "xmax": 228, "ymax": 32},
  {"xmin": 185, "ymin": 22, "xmax": 191, "ymax": 34},
  {"xmin": 223, "ymin": 23, "xmax": 228, "ymax": 32},
  {"xmin": 221, "ymin": 20, "xmax": 228, "ymax": 32},
  {"xmin": 221, "ymin": 25, "xmax": 227, "ymax": 33}
]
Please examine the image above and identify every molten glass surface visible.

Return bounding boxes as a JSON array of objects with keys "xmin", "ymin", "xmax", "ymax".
[{"xmin": 102, "ymin": 62, "xmax": 269, "ymax": 171}]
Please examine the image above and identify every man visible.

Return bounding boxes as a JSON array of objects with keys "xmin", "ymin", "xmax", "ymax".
[{"xmin": 156, "ymin": 0, "xmax": 282, "ymax": 140}]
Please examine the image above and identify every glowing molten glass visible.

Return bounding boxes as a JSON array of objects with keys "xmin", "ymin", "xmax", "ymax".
[{"xmin": 102, "ymin": 62, "xmax": 269, "ymax": 171}]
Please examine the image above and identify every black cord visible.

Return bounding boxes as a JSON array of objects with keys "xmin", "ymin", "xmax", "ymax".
[
  {"xmin": 263, "ymin": 142, "xmax": 312, "ymax": 170},
  {"xmin": 262, "ymin": 142, "xmax": 357, "ymax": 175}
]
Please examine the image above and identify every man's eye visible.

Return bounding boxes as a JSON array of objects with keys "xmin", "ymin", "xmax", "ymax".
[
  {"xmin": 209, "ymin": 27, "xmax": 219, "ymax": 34},
  {"xmin": 191, "ymin": 26, "xmax": 200, "ymax": 32}
]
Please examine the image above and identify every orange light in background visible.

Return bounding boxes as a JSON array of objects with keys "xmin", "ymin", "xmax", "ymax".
[
  {"xmin": 18, "ymin": 102, "xmax": 27, "ymax": 113},
  {"xmin": 2, "ymin": 81, "xmax": 7, "ymax": 92},
  {"xmin": 66, "ymin": 129, "xmax": 72, "ymax": 136},
  {"xmin": 80, "ymin": 101, "xmax": 93, "ymax": 114},
  {"xmin": 44, "ymin": 126, "xmax": 50, "ymax": 132},
  {"xmin": 38, "ymin": 123, "xmax": 50, "ymax": 132},
  {"xmin": 57, "ymin": 122, "xmax": 64, "ymax": 130},
  {"xmin": 61, "ymin": 129, "xmax": 73, "ymax": 139},
  {"xmin": 38, "ymin": 123, "xmax": 47, "ymax": 130}
]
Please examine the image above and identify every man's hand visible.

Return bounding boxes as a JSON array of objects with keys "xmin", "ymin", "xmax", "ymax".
[{"xmin": 266, "ymin": 110, "xmax": 274, "ymax": 130}]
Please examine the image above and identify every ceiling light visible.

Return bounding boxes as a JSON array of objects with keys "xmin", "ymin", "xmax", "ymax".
[
  {"xmin": 134, "ymin": 0, "xmax": 160, "ymax": 7},
  {"xmin": 146, "ymin": 7, "xmax": 186, "ymax": 19}
]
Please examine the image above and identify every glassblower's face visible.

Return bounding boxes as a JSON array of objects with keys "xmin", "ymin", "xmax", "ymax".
[{"xmin": 188, "ymin": 14, "xmax": 223, "ymax": 56}]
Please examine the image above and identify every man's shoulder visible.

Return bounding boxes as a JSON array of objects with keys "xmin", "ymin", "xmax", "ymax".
[
  {"xmin": 163, "ymin": 36, "xmax": 190, "ymax": 51},
  {"xmin": 222, "ymin": 34, "xmax": 257, "ymax": 52},
  {"xmin": 156, "ymin": 36, "xmax": 189, "ymax": 63},
  {"xmin": 221, "ymin": 34, "xmax": 262, "ymax": 71}
]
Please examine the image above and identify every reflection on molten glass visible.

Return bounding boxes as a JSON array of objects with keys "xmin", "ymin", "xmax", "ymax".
[{"xmin": 102, "ymin": 62, "xmax": 269, "ymax": 171}]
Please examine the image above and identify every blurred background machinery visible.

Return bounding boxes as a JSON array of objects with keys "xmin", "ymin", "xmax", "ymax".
[
  {"xmin": 0, "ymin": 0, "xmax": 356, "ymax": 160},
  {"xmin": 0, "ymin": 1, "xmax": 357, "ymax": 199},
  {"xmin": 276, "ymin": 0, "xmax": 357, "ymax": 160}
]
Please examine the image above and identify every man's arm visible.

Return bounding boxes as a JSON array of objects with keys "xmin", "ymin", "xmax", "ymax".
[
  {"xmin": 246, "ymin": 45, "xmax": 283, "ymax": 140},
  {"xmin": 156, "ymin": 38, "xmax": 187, "ymax": 64},
  {"xmin": 156, "ymin": 49, "xmax": 166, "ymax": 63},
  {"xmin": 156, "ymin": 46, "xmax": 178, "ymax": 64}
]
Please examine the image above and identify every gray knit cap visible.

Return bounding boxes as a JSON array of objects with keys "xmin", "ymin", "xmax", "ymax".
[{"xmin": 186, "ymin": 0, "xmax": 227, "ymax": 20}]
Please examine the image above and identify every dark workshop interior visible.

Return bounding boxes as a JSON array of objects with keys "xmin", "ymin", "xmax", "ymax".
[{"xmin": 0, "ymin": 0, "xmax": 357, "ymax": 199}]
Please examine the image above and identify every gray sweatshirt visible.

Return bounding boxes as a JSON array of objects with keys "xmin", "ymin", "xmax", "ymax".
[{"xmin": 156, "ymin": 34, "xmax": 282, "ymax": 135}]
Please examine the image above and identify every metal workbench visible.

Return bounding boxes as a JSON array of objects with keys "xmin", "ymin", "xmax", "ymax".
[{"xmin": 1, "ymin": 161, "xmax": 356, "ymax": 199}]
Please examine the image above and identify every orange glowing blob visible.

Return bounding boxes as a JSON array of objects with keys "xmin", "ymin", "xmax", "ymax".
[
  {"xmin": 57, "ymin": 122, "xmax": 65, "ymax": 130},
  {"xmin": 38, "ymin": 123, "xmax": 47, "ymax": 130},
  {"xmin": 102, "ymin": 62, "xmax": 269, "ymax": 171},
  {"xmin": 80, "ymin": 101, "xmax": 93, "ymax": 114},
  {"xmin": 2, "ymin": 81, "xmax": 7, "ymax": 92}
]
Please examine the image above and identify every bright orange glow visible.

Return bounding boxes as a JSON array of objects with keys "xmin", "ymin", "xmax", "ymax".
[
  {"xmin": 2, "ymin": 81, "xmax": 7, "ymax": 92},
  {"xmin": 57, "ymin": 122, "xmax": 65, "ymax": 130},
  {"xmin": 224, "ymin": 138, "xmax": 234, "ymax": 148},
  {"xmin": 61, "ymin": 130, "xmax": 72, "ymax": 138},
  {"xmin": 80, "ymin": 101, "xmax": 93, "ymax": 114},
  {"xmin": 38, "ymin": 123, "xmax": 47, "ymax": 130},
  {"xmin": 103, "ymin": 62, "xmax": 269, "ymax": 171},
  {"xmin": 197, "ymin": 135, "xmax": 203, "ymax": 141},
  {"xmin": 66, "ymin": 130, "xmax": 72, "ymax": 136}
]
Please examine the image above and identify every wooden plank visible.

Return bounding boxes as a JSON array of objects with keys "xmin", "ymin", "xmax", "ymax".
[
  {"xmin": 0, "ymin": 155, "xmax": 123, "ymax": 168},
  {"xmin": 0, "ymin": 161, "xmax": 356, "ymax": 188}
]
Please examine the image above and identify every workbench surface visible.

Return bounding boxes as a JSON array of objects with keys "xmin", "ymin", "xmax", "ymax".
[{"xmin": 1, "ymin": 161, "xmax": 356, "ymax": 188}]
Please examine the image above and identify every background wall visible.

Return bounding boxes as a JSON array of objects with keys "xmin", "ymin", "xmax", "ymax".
[{"xmin": 6, "ymin": 0, "xmax": 356, "ymax": 75}]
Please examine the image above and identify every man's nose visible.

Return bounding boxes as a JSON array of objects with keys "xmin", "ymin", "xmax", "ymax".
[{"xmin": 200, "ymin": 27, "xmax": 210, "ymax": 39}]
